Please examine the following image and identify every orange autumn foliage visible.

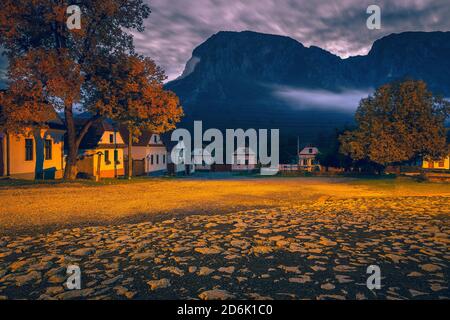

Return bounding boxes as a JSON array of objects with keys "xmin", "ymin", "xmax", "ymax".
[
  {"xmin": 0, "ymin": 1, "xmax": 184, "ymax": 179},
  {"xmin": 0, "ymin": 49, "xmax": 83, "ymax": 133},
  {"xmin": 339, "ymin": 80, "xmax": 449, "ymax": 166},
  {"xmin": 92, "ymin": 54, "xmax": 183, "ymax": 134}
]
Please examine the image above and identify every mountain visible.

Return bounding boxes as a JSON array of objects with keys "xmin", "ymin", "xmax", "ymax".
[
  {"xmin": 344, "ymin": 31, "xmax": 450, "ymax": 93},
  {"xmin": 166, "ymin": 31, "xmax": 450, "ymax": 160}
]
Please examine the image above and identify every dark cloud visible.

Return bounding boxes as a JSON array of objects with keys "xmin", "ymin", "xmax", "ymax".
[{"xmin": 132, "ymin": 0, "xmax": 450, "ymax": 80}]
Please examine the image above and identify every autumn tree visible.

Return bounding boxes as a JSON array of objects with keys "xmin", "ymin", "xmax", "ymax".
[
  {"xmin": 315, "ymin": 128, "xmax": 353, "ymax": 170},
  {"xmin": 0, "ymin": 49, "xmax": 83, "ymax": 132},
  {"xmin": 0, "ymin": 0, "xmax": 181, "ymax": 179},
  {"xmin": 91, "ymin": 53, "xmax": 183, "ymax": 178},
  {"xmin": 339, "ymin": 80, "xmax": 449, "ymax": 168}
]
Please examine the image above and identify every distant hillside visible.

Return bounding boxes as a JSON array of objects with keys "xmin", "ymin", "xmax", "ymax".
[{"xmin": 165, "ymin": 31, "xmax": 450, "ymax": 161}]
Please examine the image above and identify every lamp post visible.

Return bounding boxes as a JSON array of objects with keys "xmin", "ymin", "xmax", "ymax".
[
  {"xmin": 95, "ymin": 151, "xmax": 103, "ymax": 182},
  {"xmin": 113, "ymin": 124, "xmax": 118, "ymax": 178}
]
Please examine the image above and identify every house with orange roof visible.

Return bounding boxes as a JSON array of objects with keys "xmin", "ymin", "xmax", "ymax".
[{"xmin": 76, "ymin": 120, "xmax": 126, "ymax": 179}]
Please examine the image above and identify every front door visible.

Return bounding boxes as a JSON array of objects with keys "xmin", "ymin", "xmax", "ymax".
[
  {"xmin": 0, "ymin": 137, "xmax": 4, "ymax": 176},
  {"xmin": 428, "ymin": 161, "xmax": 434, "ymax": 169}
]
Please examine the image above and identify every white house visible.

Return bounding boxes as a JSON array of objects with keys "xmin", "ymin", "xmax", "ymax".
[
  {"xmin": 298, "ymin": 146, "xmax": 320, "ymax": 171},
  {"xmin": 119, "ymin": 127, "xmax": 168, "ymax": 176}
]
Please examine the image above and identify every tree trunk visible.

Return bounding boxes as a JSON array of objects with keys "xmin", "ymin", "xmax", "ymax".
[
  {"xmin": 96, "ymin": 153, "xmax": 102, "ymax": 182},
  {"xmin": 127, "ymin": 128, "xmax": 133, "ymax": 179},
  {"xmin": 64, "ymin": 108, "xmax": 78, "ymax": 180},
  {"xmin": 63, "ymin": 107, "xmax": 100, "ymax": 180},
  {"xmin": 6, "ymin": 131, "xmax": 10, "ymax": 176}
]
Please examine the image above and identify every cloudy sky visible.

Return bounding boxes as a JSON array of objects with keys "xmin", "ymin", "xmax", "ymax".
[
  {"xmin": 0, "ymin": 0, "xmax": 448, "ymax": 86},
  {"xmin": 133, "ymin": 0, "xmax": 450, "ymax": 80}
]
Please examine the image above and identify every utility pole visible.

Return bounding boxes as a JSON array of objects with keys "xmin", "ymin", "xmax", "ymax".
[
  {"xmin": 128, "ymin": 128, "xmax": 133, "ymax": 179},
  {"xmin": 113, "ymin": 124, "xmax": 118, "ymax": 178},
  {"xmin": 96, "ymin": 152, "xmax": 103, "ymax": 182},
  {"xmin": 6, "ymin": 131, "xmax": 10, "ymax": 177}
]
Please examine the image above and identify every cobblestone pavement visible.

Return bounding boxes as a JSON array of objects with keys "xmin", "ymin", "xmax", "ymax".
[{"xmin": 0, "ymin": 196, "xmax": 449, "ymax": 300}]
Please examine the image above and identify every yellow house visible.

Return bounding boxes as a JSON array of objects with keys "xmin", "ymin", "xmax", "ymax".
[
  {"xmin": 423, "ymin": 156, "xmax": 450, "ymax": 170},
  {"xmin": 0, "ymin": 114, "xmax": 65, "ymax": 180},
  {"xmin": 76, "ymin": 120, "xmax": 126, "ymax": 178}
]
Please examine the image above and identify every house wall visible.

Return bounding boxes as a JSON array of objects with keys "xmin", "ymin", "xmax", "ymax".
[
  {"xmin": 77, "ymin": 129, "xmax": 126, "ymax": 178},
  {"xmin": 299, "ymin": 156, "xmax": 315, "ymax": 166},
  {"xmin": 124, "ymin": 145, "xmax": 168, "ymax": 174},
  {"xmin": 4, "ymin": 129, "xmax": 65, "ymax": 180},
  {"xmin": 423, "ymin": 157, "xmax": 450, "ymax": 170},
  {"xmin": 78, "ymin": 148, "xmax": 125, "ymax": 178},
  {"xmin": 76, "ymin": 154, "xmax": 95, "ymax": 177},
  {"xmin": 149, "ymin": 134, "xmax": 161, "ymax": 145},
  {"xmin": 128, "ymin": 146, "xmax": 147, "ymax": 160},
  {"xmin": 145, "ymin": 146, "xmax": 167, "ymax": 174},
  {"xmin": 99, "ymin": 130, "xmax": 125, "ymax": 145},
  {"xmin": 95, "ymin": 147, "xmax": 125, "ymax": 177}
]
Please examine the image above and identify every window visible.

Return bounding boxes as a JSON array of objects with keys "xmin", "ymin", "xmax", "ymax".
[
  {"xmin": 114, "ymin": 150, "xmax": 119, "ymax": 163},
  {"xmin": 104, "ymin": 150, "xmax": 110, "ymax": 164},
  {"xmin": 44, "ymin": 139, "xmax": 52, "ymax": 160},
  {"xmin": 154, "ymin": 135, "xmax": 158, "ymax": 143},
  {"xmin": 156, "ymin": 154, "xmax": 159, "ymax": 164},
  {"xmin": 25, "ymin": 139, "xmax": 33, "ymax": 161},
  {"xmin": 438, "ymin": 160, "xmax": 445, "ymax": 168},
  {"xmin": 151, "ymin": 154, "xmax": 154, "ymax": 165},
  {"xmin": 109, "ymin": 134, "xmax": 114, "ymax": 144},
  {"xmin": 309, "ymin": 148, "xmax": 313, "ymax": 154},
  {"xmin": 163, "ymin": 154, "xmax": 166, "ymax": 164}
]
